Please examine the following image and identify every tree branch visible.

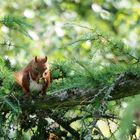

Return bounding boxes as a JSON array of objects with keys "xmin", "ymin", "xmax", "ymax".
[
  {"xmin": 20, "ymin": 72, "xmax": 140, "ymax": 109},
  {"xmin": 47, "ymin": 110, "xmax": 80, "ymax": 139}
]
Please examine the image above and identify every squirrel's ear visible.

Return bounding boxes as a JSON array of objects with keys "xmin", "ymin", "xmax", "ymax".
[
  {"xmin": 35, "ymin": 56, "xmax": 38, "ymax": 62},
  {"xmin": 45, "ymin": 56, "xmax": 48, "ymax": 62}
]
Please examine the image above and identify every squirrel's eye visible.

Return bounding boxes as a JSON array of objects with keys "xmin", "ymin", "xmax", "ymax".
[{"xmin": 34, "ymin": 66, "xmax": 39, "ymax": 72}]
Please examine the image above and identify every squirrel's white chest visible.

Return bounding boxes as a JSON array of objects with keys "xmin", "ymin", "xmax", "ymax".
[
  {"xmin": 29, "ymin": 73, "xmax": 43, "ymax": 91},
  {"xmin": 29, "ymin": 80, "xmax": 43, "ymax": 91}
]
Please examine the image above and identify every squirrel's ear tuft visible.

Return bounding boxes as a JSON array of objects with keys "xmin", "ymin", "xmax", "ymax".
[
  {"xmin": 35, "ymin": 56, "xmax": 38, "ymax": 62},
  {"xmin": 45, "ymin": 56, "xmax": 48, "ymax": 62}
]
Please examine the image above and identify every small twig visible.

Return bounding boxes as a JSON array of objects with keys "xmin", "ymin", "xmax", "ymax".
[
  {"xmin": 107, "ymin": 119, "xmax": 117, "ymax": 139},
  {"xmin": 64, "ymin": 22, "xmax": 95, "ymax": 31}
]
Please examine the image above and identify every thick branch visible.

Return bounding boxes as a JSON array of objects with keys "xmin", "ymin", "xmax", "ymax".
[{"xmin": 20, "ymin": 73, "xmax": 140, "ymax": 109}]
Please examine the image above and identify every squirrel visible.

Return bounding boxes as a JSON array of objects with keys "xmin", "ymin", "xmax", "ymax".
[{"xmin": 14, "ymin": 56, "xmax": 51, "ymax": 97}]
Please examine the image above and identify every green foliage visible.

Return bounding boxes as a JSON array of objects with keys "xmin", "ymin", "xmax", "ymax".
[
  {"xmin": 0, "ymin": 57, "xmax": 20, "ymax": 139},
  {"xmin": 0, "ymin": 57, "xmax": 14, "ymax": 95},
  {"xmin": 117, "ymin": 95, "xmax": 140, "ymax": 139},
  {"xmin": 0, "ymin": 15, "xmax": 32, "ymax": 38},
  {"xmin": 50, "ymin": 61, "xmax": 128, "ymax": 94}
]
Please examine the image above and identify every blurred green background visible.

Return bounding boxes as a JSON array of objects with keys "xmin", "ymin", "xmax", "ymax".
[{"xmin": 0, "ymin": 0, "xmax": 139, "ymax": 65}]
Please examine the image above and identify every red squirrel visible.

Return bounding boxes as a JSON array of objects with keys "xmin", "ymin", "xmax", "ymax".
[{"xmin": 14, "ymin": 56, "xmax": 51, "ymax": 97}]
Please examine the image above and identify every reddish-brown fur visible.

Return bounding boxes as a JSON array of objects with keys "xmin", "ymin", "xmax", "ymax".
[{"xmin": 14, "ymin": 56, "xmax": 51, "ymax": 97}]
